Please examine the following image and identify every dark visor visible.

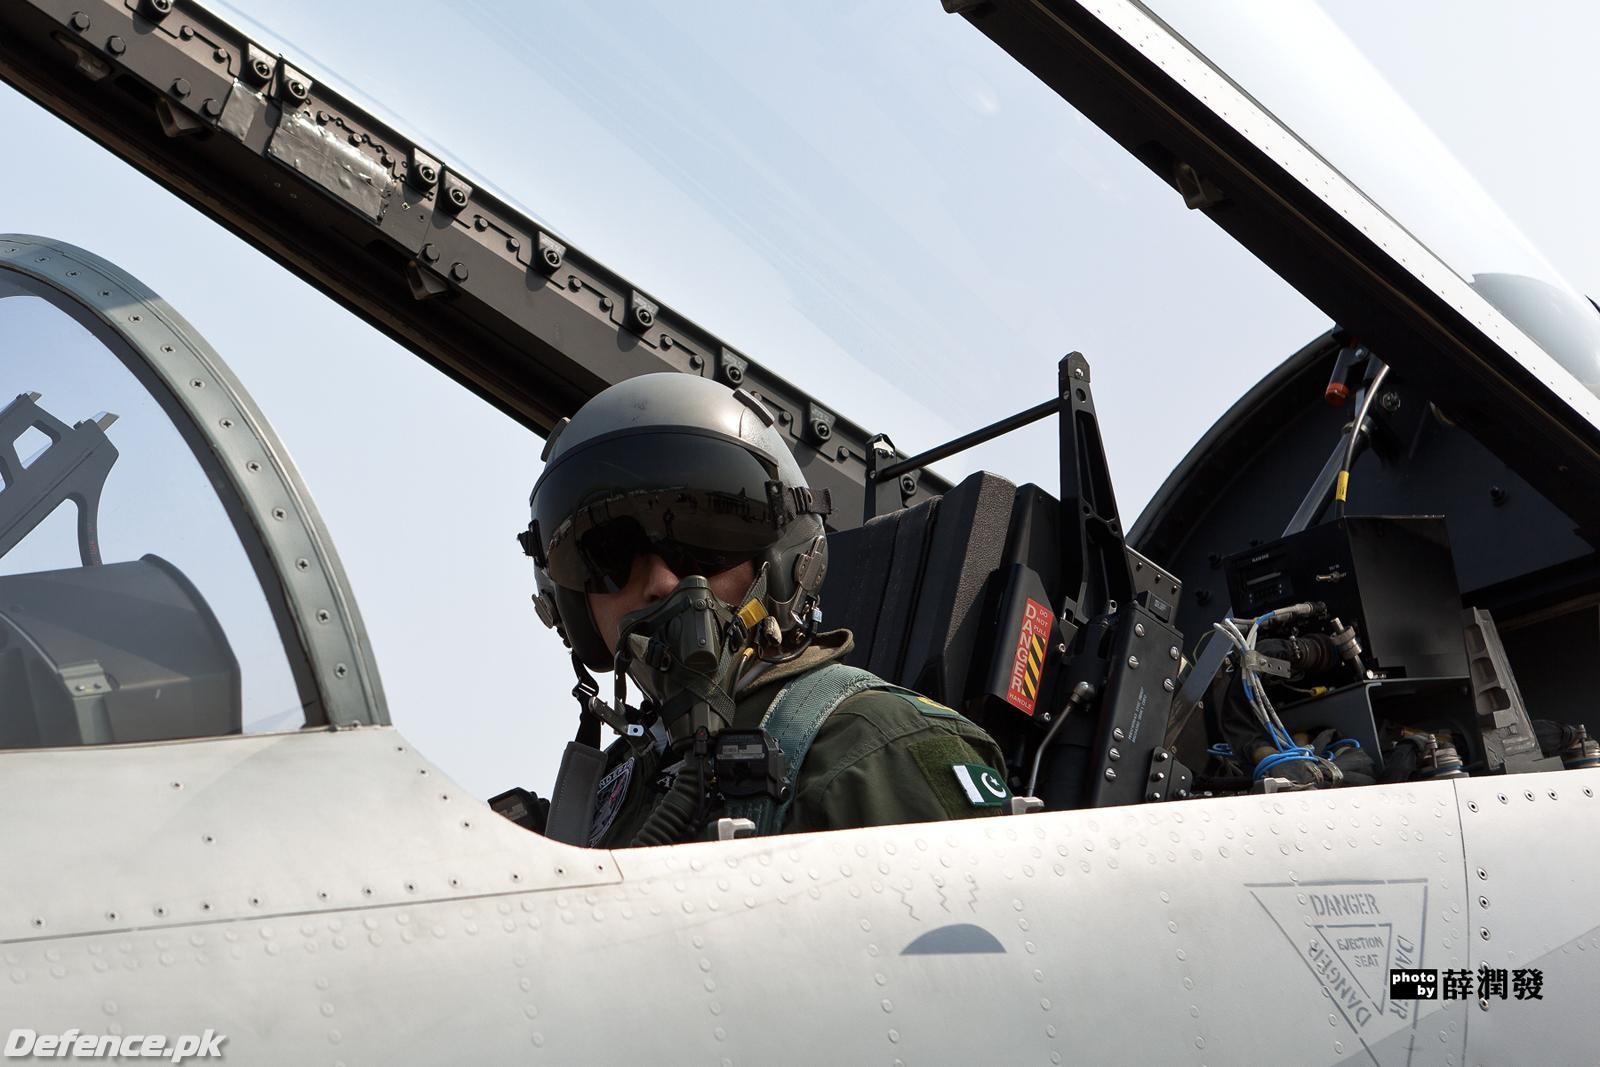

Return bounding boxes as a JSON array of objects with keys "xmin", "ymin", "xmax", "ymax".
[
  {"xmin": 531, "ymin": 430, "xmax": 790, "ymax": 593},
  {"xmin": 544, "ymin": 487, "xmax": 781, "ymax": 593}
]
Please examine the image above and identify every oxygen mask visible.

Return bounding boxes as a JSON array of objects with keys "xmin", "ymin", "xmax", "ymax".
[{"xmin": 615, "ymin": 574, "xmax": 776, "ymax": 749}]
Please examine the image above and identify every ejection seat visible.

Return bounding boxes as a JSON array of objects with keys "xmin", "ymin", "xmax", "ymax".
[
  {"xmin": 820, "ymin": 469, "xmax": 1185, "ymax": 810},
  {"xmin": 821, "ymin": 471, "xmax": 1026, "ymax": 712},
  {"xmin": 0, "ymin": 392, "xmax": 242, "ymax": 748},
  {"xmin": 0, "ymin": 557, "xmax": 243, "ymax": 748},
  {"xmin": 819, "ymin": 471, "xmax": 1069, "ymax": 792}
]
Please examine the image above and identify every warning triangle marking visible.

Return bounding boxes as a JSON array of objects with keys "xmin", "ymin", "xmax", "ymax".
[
  {"xmin": 1316, "ymin": 920, "xmax": 1395, "ymax": 1013},
  {"xmin": 1247, "ymin": 878, "xmax": 1429, "ymax": 1051}
]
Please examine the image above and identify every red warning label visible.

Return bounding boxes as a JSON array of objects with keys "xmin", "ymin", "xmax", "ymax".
[{"xmin": 1005, "ymin": 597, "xmax": 1051, "ymax": 716}]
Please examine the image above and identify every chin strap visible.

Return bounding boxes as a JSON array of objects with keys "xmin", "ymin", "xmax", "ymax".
[
  {"xmin": 545, "ymin": 651, "xmax": 619, "ymax": 846},
  {"xmin": 570, "ymin": 652, "xmax": 603, "ymax": 748},
  {"xmin": 569, "ymin": 651, "xmax": 644, "ymax": 747}
]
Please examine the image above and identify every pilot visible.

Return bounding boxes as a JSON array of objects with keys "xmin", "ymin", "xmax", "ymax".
[{"xmin": 519, "ymin": 372, "xmax": 1009, "ymax": 847}]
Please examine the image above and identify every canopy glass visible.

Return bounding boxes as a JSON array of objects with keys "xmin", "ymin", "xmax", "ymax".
[{"xmin": 0, "ymin": 288, "xmax": 305, "ymax": 742}]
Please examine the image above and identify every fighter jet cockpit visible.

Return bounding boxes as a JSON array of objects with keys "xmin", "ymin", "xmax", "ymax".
[
  {"xmin": 0, "ymin": 249, "xmax": 386, "ymax": 749},
  {"xmin": 804, "ymin": 0, "xmax": 1600, "ymax": 811},
  {"xmin": 3, "ymin": 0, "xmax": 1600, "ymax": 1060},
  {"xmin": 3, "ymin": 0, "xmax": 1600, "ymax": 814}
]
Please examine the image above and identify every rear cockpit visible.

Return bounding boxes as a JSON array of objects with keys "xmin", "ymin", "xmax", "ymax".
[{"xmin": 0, "ymin": 234, "xmax": 386, "ymax": 747}]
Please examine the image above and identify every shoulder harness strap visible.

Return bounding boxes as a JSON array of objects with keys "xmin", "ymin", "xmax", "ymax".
[{"xmin": 729, "ymin": 662, "xmax": 902, "ymax": 835}]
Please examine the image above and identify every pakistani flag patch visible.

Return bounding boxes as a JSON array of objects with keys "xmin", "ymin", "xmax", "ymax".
[{"xmin": 952, "ymin": 763, "xmax": 1011, "ymax": 808}]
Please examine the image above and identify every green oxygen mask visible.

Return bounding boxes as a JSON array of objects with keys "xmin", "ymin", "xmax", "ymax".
[{"xmin": 614, "ymin": 574, "xmax": 774, "ymax": 750}]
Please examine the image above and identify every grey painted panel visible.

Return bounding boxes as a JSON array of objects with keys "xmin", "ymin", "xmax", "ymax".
[
  {"xmin": 1455, "ymin": 772, "xmax": 1600, "ymax": 1066},
  {"xmin": 0, "ymin": 727, "xmax": 619, "ymax": 944},
  {"xmin": 4, "ymin": 724, "xmax": 1590, "ymax": 1064},
  {"xmin": 609, "ymin": 781, "xmax": 1475, "ymax": 1065}
]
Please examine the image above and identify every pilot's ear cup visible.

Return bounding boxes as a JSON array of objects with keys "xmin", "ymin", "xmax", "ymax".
[{"xmin": 761, "ymin": 515, "xmax": 827, "ymax": 617}]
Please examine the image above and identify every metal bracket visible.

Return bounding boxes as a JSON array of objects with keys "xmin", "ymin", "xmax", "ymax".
[
  {"xmin": 404, "ymin": 260, "xmax": 449, "ymax": 301},
  {"xmin": 1082, "ymin": 605, "xmax": 1185, "ymax": 807},
  {"xmin": 440, "ymin": 170, "xmax": 472, "ymax": 214},
  {"xmin": 1058, "ymin": 351, "xmax": 1134, "ymax": 627},
  {"xmin": 407, "ymin": 147, "xmax": 440, "ymax": 190},
  {"xmin": 155, "ymin": 95, "xmax": 206, "ymax": 137},
  {"xmin": 1242, "ymin": 650, "xmax": 1291, "ymax": 679},
  {"xmin": 1142, "ymin": 747, "xmax": 1192, "ymax": 801},
  {"xmin": 625, "ymin": 290, "xmax": 658, "ymax": 334},
  {"xmin": 862, "ymin": 433, "xmax": 903, "ymax": 522},
  {"xmin": 1463, "ymin": 607, "xmax": 1557, "ymax": 772},
  {"xmin": 1174, "ymin": 161, "xmax": 1226, "ymax": 209},
  {"xmin": 276, "ymin": 62, "xmax": 310, "ymax": 105},
  {"xmin": 718, "ymin": 347, "xmax": 749, "ymax": 387},
  {"xmin": 805, "ymin": 400, "xmax": 835, "ymax": 446},
  {"xmin": 535, "ymin": 231, "xmax": 566, "ymax": 273},
  {"xmin": 241, "ymin": 41, "xmax": 274, "ymax": 86}
]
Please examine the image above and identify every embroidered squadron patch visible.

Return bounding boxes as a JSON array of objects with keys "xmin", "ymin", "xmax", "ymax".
[
  {"xmin": 952, "ymin": 763, "xmax": 1011, "ymax": 808},
  {"xmin": 587, "ymin": 758, "xmax": 635, "ymax": 846},
  {"xmin": 653, "ymin": 758, "xmax": 686, "ymax": 794}
]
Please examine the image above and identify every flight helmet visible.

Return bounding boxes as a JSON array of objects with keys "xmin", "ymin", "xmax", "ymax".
[{"xmin": 521, "ymin": 373, "xmax": 831, "ymax": 671}]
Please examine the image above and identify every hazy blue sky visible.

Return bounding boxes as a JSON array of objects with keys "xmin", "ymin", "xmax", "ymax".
[{"xmin": 2, "ymin": 1, "xmax": 1596, "ymax": 799}]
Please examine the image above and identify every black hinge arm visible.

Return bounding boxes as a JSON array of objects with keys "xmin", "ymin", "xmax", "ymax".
[{"xmin": 1057, "ymin": 352, "xmax": 1133, "ymax": 626}]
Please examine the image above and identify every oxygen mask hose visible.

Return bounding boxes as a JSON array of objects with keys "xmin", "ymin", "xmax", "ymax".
[
  {"xmin": 615, "ymin": 576, "xmax": 758, "ymax": 845},
  {"xmin": 631, "ymin": 758, "xmax": 706, "ymax": 847}
]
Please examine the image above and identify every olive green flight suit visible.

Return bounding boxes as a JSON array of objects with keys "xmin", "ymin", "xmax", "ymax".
[{"xmin": 586, "ymin": 629, "xmax": 1009, "ymax": 847}]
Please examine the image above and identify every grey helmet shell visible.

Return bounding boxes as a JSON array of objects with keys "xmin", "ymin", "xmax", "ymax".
[{"xmin": 526, "ymin": 373, "xmax": 828, "ymax": 671}]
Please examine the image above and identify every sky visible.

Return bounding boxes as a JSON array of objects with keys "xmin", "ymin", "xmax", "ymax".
[{"xmin": 1, "ymin": 0, "xmax": 1597, "ymax": 800}]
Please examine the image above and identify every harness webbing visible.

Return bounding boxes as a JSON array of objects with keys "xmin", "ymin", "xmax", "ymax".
[{"xmin": 729, "ymin": 663, "xmax": 901, "ymax": 834}]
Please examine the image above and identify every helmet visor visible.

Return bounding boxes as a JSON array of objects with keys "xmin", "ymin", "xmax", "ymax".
[
  {"xmin": 532, "ymin": 432, "xmax": 786, "ymax": 594},
  {"xmin": 545, "ymin": 488, "xmax": 780, "ymax": 593}
]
